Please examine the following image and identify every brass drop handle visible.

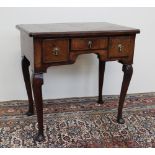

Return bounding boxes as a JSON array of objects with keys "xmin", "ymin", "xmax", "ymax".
[
  {"xmin": 88, "ymin": 40, "xmax": 93, "ymax": 49},
  {"xmin": 52, "ymin": 47, "xmax": 59, "ymax": 56},
  {"xmin": 118, "ymin": 44, "xmax": 123, "ymax": 52}
]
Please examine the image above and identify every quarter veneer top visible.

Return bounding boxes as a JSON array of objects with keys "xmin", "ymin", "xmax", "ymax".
[{"xmin": 16, "ymin": 22, "xmax": 140, "ymax": 37}]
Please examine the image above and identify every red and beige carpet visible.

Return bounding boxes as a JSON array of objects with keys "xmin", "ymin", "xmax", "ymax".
[{"xmin": 0, "ymin": 93, "xmax": 155, "ymax": 148}]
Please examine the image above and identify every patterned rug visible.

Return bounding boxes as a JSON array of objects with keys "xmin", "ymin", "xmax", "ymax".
[{"xmin": 0, "ymin": 93, "xmax": 155, "ymax": 148}]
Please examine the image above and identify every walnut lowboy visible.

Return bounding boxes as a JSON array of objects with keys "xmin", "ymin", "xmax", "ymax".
[{"xmin": 16, "ymin": 22, "xmax": 140, "ymax": 141}]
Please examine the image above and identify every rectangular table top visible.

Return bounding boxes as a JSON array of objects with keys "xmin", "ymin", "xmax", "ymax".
[{"xmin": 16, "ymin": 22, "xmax": 140, "ymax": 37}]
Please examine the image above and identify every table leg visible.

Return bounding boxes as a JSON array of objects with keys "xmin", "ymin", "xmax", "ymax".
[
  {"xmin": 21, "ymin": 56, "xmax": 34, "ymax": 116},
  {"xmin": 98, "ymin": 60, "xmax": 106, "ymax": 104},
  {"xmin": 32, "ymin": 73, "xmax": 44, "ymax": 141},
  {"xmin": 117, "ymin": 64, "xmax": 133, "ymax": 124}
]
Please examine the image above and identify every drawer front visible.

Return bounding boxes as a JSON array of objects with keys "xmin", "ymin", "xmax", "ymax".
[
  {"xmin": 108, "ymin": 36, "xmax": 132, "ymax": 58},
  {"xmin": 71, "ymin": 37, "xmax": 108, "ymax": 51},
  {"xmin": 42, "ymin": 39, "xmax": 69, "ymax": 63}
]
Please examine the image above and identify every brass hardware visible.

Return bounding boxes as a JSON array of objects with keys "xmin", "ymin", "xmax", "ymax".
[
  {"xmin": 88, "ymin": 40, "xmax": 93, "ymax": 49},
  {"xmin": 52, "ymin": 47, "xmax": 59, "ymax": 56},
  {"xmin": 118, "ymin": 44, "xmax": 123, "ymax": 52}
]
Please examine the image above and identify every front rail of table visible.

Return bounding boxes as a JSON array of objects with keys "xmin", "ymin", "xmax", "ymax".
[{"xmin": 17, "ymin": 22, "xmax": 140, "ymax": 141}]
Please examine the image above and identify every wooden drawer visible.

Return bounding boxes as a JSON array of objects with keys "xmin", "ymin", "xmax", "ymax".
[
  {"xmin": 108, "ymin": 36, "xmax": 133, "ymax": 58},
  {"xmin": 42, "ymin": 39, "xmax": 69, "ymax": 63},
  {"xmin": 71, "ymin": 37, "xmax": 108, "ymax": 51}
]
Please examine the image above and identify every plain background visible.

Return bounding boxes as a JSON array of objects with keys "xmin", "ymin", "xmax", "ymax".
[{"xmin": 0, "ymin": 7, "xmax": 154, "ymax": 101}]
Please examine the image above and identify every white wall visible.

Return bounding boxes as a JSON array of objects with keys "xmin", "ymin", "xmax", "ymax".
[{"xmin": 0, "ymin": 7, "xmax": 155, "ymax": 101}]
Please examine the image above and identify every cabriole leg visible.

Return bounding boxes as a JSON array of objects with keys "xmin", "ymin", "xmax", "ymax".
[
  {"xmin": 32, "ymin": 73, "xmax": 44, "ymax": 141},
  {"xmin": 98, "ymin": 60, "xmax": 106, "ymax": 104},
  {"xmin": 117, "ymin": 64, "xmax": 133, "ymax": 124},
  {"xmin": 21, "ymin": 56, "xmax": 34, "ymax": 116}
]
